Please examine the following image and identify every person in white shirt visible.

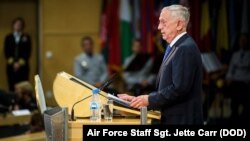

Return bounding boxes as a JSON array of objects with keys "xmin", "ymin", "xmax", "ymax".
[
  {"xmin": 74, "ymin": 36, "xmax": 108, "ymax": 87},
  {"xmin": 226, "ymin": 33, "xmax": 250, "ymax": 124}
]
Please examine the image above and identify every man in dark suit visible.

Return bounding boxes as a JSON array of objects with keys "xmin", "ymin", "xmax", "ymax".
[
  {"xmin": 4, "ymin": 17, "xmax": 31, "ymax": 91},
  {"xmin": 119, "ymin": 5, "xmax": 203, "ymax": 125}
]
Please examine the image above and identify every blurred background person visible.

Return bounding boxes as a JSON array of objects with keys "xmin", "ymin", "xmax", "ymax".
[
  {"xmin": 123, "ymin": 39, "xmax": 153, "ymax": 96},
  {"xmin": 142, "ymin": 46, "xmax": 165, "ymax": 93},
  {"xmin": 4, "ymin": 17, "xmax": 31, "ymax": 91},
  {"xmin": 74, "ymin": 36, "xmax": 108, "ymax": 87},
  {"xmin": 0, "ymin": 89, "xmax": 15, "ymax": 113},
  {"xmin": 225, "ymin": 33, "xmax": 250, "ymax": 124},
  {"xmin": 0, "ymin": 81, "xmax": 37, "ymax": 113},
  {"xmin": 13, "ymin": 81, "xmax": 37, "ymax": 111}
]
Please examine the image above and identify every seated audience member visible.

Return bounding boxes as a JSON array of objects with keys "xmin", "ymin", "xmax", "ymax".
[
  {"xmin": 0, "ymin": 81, "xmax": 36, "ymax": 112},
  {"xmin": 14, "ymin": 81, "xmax": 37, "ymax": 111},
  {"xmin": 226, "ymin": 33, "xmax": 250, "ymax": 124},
  {"xmin": 0, "ymin": 89, "xmax": 15, "ymax": 113},
  {"xmin": 139, "ymin": 47, "xmax": 164, "ymax": 94},
  {"xmin": 74, "ymin": 36, "xmax": 108, "ymax": 87},
  {"xmin": 123, "ymin": 39, "xmax": 153, "ymax": 96}
]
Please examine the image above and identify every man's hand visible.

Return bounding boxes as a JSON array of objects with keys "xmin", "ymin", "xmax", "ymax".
[
  {"xmin": 118, "ymin": 94, "xmax": 135, "ymax": 102},
  {"xmin": 130, "ymin": 95, "xmax": 149, "ymax": 109}
]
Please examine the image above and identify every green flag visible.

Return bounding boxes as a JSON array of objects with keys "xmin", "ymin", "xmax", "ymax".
[{"xmin": 120, "ymin": 0, "xmax": 132, "ymax": 64}]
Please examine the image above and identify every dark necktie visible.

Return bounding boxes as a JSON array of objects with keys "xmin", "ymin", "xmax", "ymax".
[{"xmin": 163, "ymin": 45, "xmax": 172, "ymax": 61}]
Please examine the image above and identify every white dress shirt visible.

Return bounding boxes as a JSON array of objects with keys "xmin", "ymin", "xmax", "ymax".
[
  {"xmin": 13, "ymin": 32, "xmax": 22, "ymax": 43},
  {"xmin": 169, "ymin": 32, "xmax": 187, "ymax": 47}
]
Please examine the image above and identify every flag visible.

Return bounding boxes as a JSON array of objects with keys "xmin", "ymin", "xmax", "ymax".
[
  {"xmin": 140, "ymin": 0, "xmax": 147, "ymax": 52},
  {"xmin": 99, "ymin": 0, "xmax": 121, "ymax": 72},
  {"xmin": 100, "ymin": 0, "xmax": 109, "ymax": 62},
  {"xmin": 154, "ymin": 0, "xmax": 165, "ymax": 54},
  {"xmin": 216, "ymin": 0, "xmax": 229, "ymax": 54},
  {"xmin": 181, "ymin": 0, "xmax": 202, "ymax": 51},
  {"xmin": 132, "ymin": 0, "xmax": 141, "ymax": 39},
  {"xmin": 120, "ymin": 0, "xmax": 132, "ymax": 64},
  {"xmin": 108, "ymin": 0, "xmax": 121, "ymax": 71},
  {"xmin": 228, "ymin": 0, "xmax": 237, "ymax": 49},
  {"xmin": 140, "ymin": 0, "xmax": 155, "ymax": 54},
  {"xmin": 241, "ymin": 0, "xmax": 250, "ymax": 33},
  {"xmin": 200, "ymin": 0, "xmax": 211, "ymax": 52},
  {"xmin": 210, "ymin": 0, "xmax": 219, "ymax": 52},
  {"xmin": 147, "ymin": 0, "xmax": 155, "ymax": 54}
]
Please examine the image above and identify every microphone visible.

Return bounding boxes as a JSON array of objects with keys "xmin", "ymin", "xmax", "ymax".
[
  {"xmin": 99, "ymin": 73, "xmax": 118, "ymax": 91},
  {"xmin": 70, "ymin": 73, "xmax": 117, "ymax": 121},
  {"xmin": 71, "ymin": 95, "xmax": 92, "ymax": 121}
]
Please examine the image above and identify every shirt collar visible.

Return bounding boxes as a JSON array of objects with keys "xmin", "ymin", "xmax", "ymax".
[
  {"xmin": 169, "ymin": 32, "xmax": 187, "ymax": 47},
  {"xmin": 13, "ymin": 32, "xmax": 22, "ymax": 36}
]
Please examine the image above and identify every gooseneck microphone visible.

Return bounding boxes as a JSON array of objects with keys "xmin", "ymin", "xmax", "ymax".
[
  {"xmin": 70, "ymin": 73, "xmax": 117, "ymax": 121},
  {"xmin": 70, "ymin": 95, "xmax": 92, "ymax": 121},
  {"xmin": 99, "ymin": 73, "xmax": 118, "ymax": 91}
]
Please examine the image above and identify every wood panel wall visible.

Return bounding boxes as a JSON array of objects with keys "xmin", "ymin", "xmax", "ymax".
[{"xmin": 40, "ymin": 0, "xmax": 101, "ymax": 105}]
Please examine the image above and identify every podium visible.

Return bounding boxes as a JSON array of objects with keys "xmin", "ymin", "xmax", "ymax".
[
  {"xmin": 53, "ymin": 72, "xmax": 160, "ymax": 120},
  {"xmin": 50, "ymin": 72, "xmax": 160, "ymax": 140},
  {"xmin": 52, "ymin": 72, "xmax": 160, "ymax": 140},
  {"xmin": 33, "ymin": 72, "xmax": 160, "ymax": 141}
]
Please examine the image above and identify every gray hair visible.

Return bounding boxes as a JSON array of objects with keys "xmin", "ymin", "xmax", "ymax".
[{"xmin": 163, "ymin": 5, "xmax": 190, "ymax": 25}]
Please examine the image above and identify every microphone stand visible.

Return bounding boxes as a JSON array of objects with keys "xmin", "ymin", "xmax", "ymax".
[
  {"xmin": 71, "ymin": 95, "xmax": 91, "ymax": 121},
  {"xmin": 70, "ymin": 73, "xmax": 117, "ymax": 121}
]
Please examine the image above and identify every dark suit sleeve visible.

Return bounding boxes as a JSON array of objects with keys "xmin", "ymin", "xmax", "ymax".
[
  {"xmin": 4, "ymin": 35, "xmax": 11, "ymax": 59},
  {"xmin": 22, "ymin": 35, "xmax": 32, "ymax": 61},
  {"xmin": 3, "ymin": 35, "xmax": 15, "ymax": 65},
  {"xmin": 148, "ymin": 45, "xmax": 197, "ymax": 109}
]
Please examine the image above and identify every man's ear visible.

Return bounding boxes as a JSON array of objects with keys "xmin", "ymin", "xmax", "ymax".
[{"xmin": 176, "ymin": 20, "xmax": 184, "ymax": 31}]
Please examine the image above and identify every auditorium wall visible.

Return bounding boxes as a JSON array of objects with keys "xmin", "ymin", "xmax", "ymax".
[
  {"xmin": 40, "ymin": 0, "xmax": 101, "ymax": 105},
  {"xmin": 0, "ymin": 0, "xmax": 101, "ymax": 106}
]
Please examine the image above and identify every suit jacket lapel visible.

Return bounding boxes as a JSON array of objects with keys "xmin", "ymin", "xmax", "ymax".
[
  {"xmin": 155, "ymin": 34, "xmax": 190, "ymax": 87},
  {"xmin": 156, "ymin": 46, "xmax": 176, "ymax": 87}
]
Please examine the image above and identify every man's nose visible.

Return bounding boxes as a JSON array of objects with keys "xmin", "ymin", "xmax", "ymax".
[{"xmin": 158, "ymin": 24, "xmax": 161, "ymax": 30}]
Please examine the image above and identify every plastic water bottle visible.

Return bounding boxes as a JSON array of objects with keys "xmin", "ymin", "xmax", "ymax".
[{"xmin": 90, "ymin": 88, "xmax": 101, "ymax": 122}]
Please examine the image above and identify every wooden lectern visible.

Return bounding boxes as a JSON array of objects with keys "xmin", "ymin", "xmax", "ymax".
[
  {"xmin": 53, "ymin": 72, "xmax": 160, "ymax": 119},
  {"xmin": 53, "ymin": 72, "xmax": 161, "ymax": 141}
]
